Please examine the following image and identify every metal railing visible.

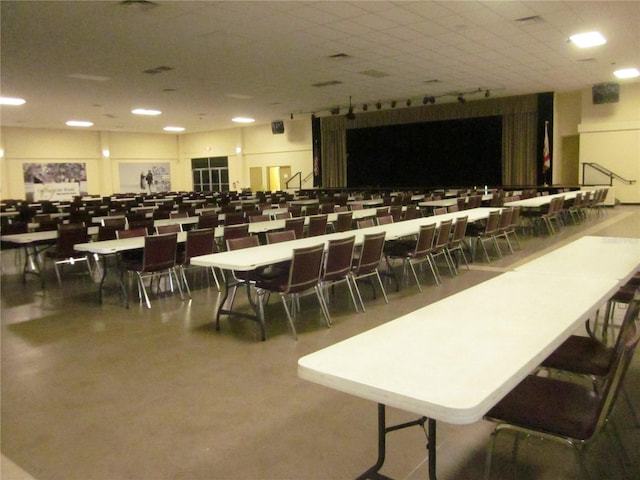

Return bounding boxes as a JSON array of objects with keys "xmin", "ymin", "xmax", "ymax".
[
  {"xmin": 582, "ymin": 162, "xmax": 635, "ymax": 186},
  {"xmin": 285, "ymin": 171, "xmax": 313, "ymax": 190}
]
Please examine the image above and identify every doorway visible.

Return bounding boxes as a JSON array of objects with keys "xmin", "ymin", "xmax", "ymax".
[
  {"xmin": 249, "ymin": 167, "xmax": 263, "ymax": 192},
  {"xmin": 267, "ymin": 166, "xmax": 292, "ymax": 191}
]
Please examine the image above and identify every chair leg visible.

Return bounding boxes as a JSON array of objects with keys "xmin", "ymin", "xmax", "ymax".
[
  {"xmin": 374, "ymin": 270, "xmax": 389, "ymax": 304},
  {"xmin": 345, "ymin": 277, "xmax": 360, "ymax": 313},
  {"xmin": 408, "ymin": 260, "xmax": 423, "ymax": 292},
  {"xmin": 179, "ymin": 266, "xmax": 192, "ymax": 299},
  {"xmin": 280, "ymin": 294, "xmax": 298, "ymax": 340},
  {"xmin": 350, "ymin": 274, "xmax": 367, "ymax": 312},
  {"xmin": 136, "ymin": 272, "xmax": 152, "ymax": 309},
  {"xmin": 314, "ymin": 285, "xmax": 332, "ymax": 327},
  {"xmin": 210, "ymin": 267, "xmax": 221, "ymax": 290}
]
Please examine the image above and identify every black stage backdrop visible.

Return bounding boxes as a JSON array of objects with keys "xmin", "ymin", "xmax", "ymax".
[{"xmin": 346, "ymin": 116, "xmax": 503, "ymax": 188}]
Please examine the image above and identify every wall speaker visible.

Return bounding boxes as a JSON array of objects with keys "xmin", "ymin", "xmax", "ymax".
[
  {"xmin": 592, "ymin": 83, "xmax": 619, "ymax": 104},
  {"xmin": 271, "ymin": 120, "xmax": 285, "ymax": 134}
]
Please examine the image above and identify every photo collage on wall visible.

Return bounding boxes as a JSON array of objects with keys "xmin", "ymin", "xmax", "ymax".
[{"xmin": 23, "ymin": 162, "xmax": 88, "ymax": 201}]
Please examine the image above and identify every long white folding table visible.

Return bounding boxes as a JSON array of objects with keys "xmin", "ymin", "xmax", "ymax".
[
  {"xmin": 298, "ymin": 271, "xmax": 620, "ymax": 480},
  {"xmin": 297, "ymin": 234, "xmax": 639, "ymax": 479},
  {"xmin": 191, "ymin": 208, "xmax": 500, "ymax": 341},
  {"xmin": 1, "ymin": 227, "xmax": 99, "ymax": 287}
]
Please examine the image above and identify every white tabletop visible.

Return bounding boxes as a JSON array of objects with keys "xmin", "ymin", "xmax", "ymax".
[
  {"xmin": 192, "ymin": 208, "xmax": 499, "ymax": 271},
  {"xmin": 75, "ymin": 231, "xmax": 188, "ymax": 254},
  {"xmin": 348, "ymin": 199, "xmax": 384, "ymax": 206},
  {"xmin": 1, "ymin": 226, "xmax": 100, "ymax": 244},
  {"xmin": 503, "ymin": 190, "xmax": 594, "ymax": 208},
  {"xmin": 298, "ymin": 271, "xmax": 619, "ymax": 424},
  {"xmin": 515, "ymin": 235, "xmax": 640, "ymax": 284}
]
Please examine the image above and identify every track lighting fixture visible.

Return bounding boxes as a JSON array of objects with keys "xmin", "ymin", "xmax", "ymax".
[
  {"xmin": 376, "ymin": 102, "xmax": 382, "ymax": 110},
  {"xmin": 290, "ymin": 113, "xmax": 294, "ymax": 119},
  {"xmin": 362, "ymin": 104, "xmax": 368, "ymax": 111},
  {"xmin": 485, "ymin": 89, "xmax": 490, "ymax": 98},
  {"xmin": 345, "ymin": 96, "xmax": 356, "ymax": 120},
  {"xmin": 457, "ymin": 95, "xmax": 465, "ymax": 103},
  {"xmin": 391, "ymin": 101, "xmax": 397, "ymax": 108},
  {"xmin": 406, "ymin": 99, "xmax": 411, "ymax": 107},
  {"xmin": 330, "ymin": 107, "xmax": 340, "ymax": 115}
]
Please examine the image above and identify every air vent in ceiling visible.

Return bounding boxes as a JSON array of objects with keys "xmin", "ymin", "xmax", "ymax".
[
  {"xmin": 515, "ymin": 15, "xmax": 544, "ymax": 25},
  {"xmin": 143, "ymin": 66, "xmax": 174, "ymax": 75},
  {"xmin": 577, "ymin": 58, "xmax": 597, "ymax": 63},
  {"xmin": 424, "ymin": 79, "xmax": 441, "ymax": 84},
  {"xmin": 312, "ymin": 80, "xmax": 342, "ymax": 87},
  {"xmin": 359, "ymin": 70, "xmax": 390, "ymax": 78},
  {"xmin": 329, "ymin": 53, "xmax": 350, "ymax": 59}
]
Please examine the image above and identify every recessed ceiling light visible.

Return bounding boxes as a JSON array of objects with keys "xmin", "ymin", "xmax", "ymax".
[
  {"xmin": 614, "ymin": 67, "xmax": 640, "ymax": 79},
  {"xmin": 66, "ymin": 120, "xmax": 94, "ymax": 127},
  {"xmin": 131, "ymin": 108, "xmax": 162, "ymax": 116},
  {"xmin": 163, "ymin": 126, "xmax": 185, "ymax": 132},
  {"xmin": 0, "ymin": 96, "xmax": 26, "ymax": 105},
  {"xmin": 569, "ymin": 31, "xmax": 606, "ymax": 48},
  {"xmin": 232, "ymin": 117, "xmax": 255, "ymax": 123}
]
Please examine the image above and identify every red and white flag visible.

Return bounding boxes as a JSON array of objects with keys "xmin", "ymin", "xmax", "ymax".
[{"xmin": 543, "ymin": 122, "xmax": 551, "ymax": 173}]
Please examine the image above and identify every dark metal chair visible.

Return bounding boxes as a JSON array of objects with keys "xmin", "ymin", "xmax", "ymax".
[
  {"xmin": 484, "ymin": 297, "xmax": 640, "ymax": 479},
  {"xmin": 307, "ymin": 214, "xmax": 328, "ymax": 237},
  {"xmin": 44, "ymin": 224, "xmax": 92, "ymax": 285},
  {"xmin": 385, "ymin": 223, "xmax": 438, "ymax": 291},
  {"xmin": 284, "ymin": 217, "xmax": 305, "ymax": 239},
  {"xmin": 179, "ymin": 228, "xmax": 219, "ymax": 296},
  {"xmin": 335, "ymin": 211, "xmax": 353, "ymax": 232},
  {"xmin": 121, "ymin": 232, "xmax": 183, "ymax": 309},
  {"xmin": 320, "ymin": 235, "xmax": 359, "ymax": 320},
  {"xmin": 255, "ymin": 243, "xmax": 329, "ymax": 340},
  {"xmin": 349, "ymin": 232, "xmax": 389, "ymax": 311}
]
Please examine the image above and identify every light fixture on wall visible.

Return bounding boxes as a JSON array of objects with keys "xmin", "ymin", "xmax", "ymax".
[
  {"xmin": 457, "ymin": 95, "xmax": 466, "ymax": 103},
  {"xmin": 406, "ymin": 99, "xmax": 411, "ymax": 106},
  {"xmin": 235, "ymin": 146, "xmax": 242, "ymax": 154},
  {"xmin": 391, "ymin": 101, "xmax": 397, "ymax": 108},
  {"xmin": 376, "ymin": 102, "xmax": 382, "ymax": 110},
  {"xmin": 485, "ymin": 89, "xmax": 491, "ymax": 98},
  {"xmin": 102, "ymin": 149, "xmax": 110, "ymax": 158},
  {"xmin": 362, "ymin": 104, "xmax": 368, "ymax": 111}
]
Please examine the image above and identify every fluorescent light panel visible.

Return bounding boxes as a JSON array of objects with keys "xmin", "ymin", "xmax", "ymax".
[
  {"xmin": 232, "ymin": 117, "xmax": 255, "ymax": 123},
  {"xmin": 614, "ymin": 68, "xmax": 640, "ymax": 79},
  {"xmin": 132, "ymin": 108, "xmax": 162, "ymax": 116},
  {"xmin": 66, "ymin": 120, "xmax": 93, "ymax": 127},
  {"xmin": 163, "ymin": 126, "xmax": 185, "ymax": 132},
  {"xmin": 569, "ymin": 31, "xmax": 606, "ymax": 48},
  {"xmin": 0, "ymin": 97, "xmax": 26, "ymax": 105}
]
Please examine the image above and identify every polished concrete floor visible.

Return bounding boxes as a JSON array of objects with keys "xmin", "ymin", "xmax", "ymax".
[{"xmin": 2, "ymin": 206, "xmax": 639, "ymax": 480}]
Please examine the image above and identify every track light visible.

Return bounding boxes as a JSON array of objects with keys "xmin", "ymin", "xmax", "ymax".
[
  {"xmin": 345, "ymin": 107, "xmax": 355, "ymax": 120},
  {"xmin": 362, "ymin": 104, "xmax": 368, "ymax": 111},
  {"xmin": 330, "ymin": 107, "xmax": 340, "ymax": 115},
  {"xmin": 376, "ymin": 102, "xmax": 382, "ymax": 110},
  {"xmin": 485, "ymin": 89, "xmax": 490, "ymax": 98},
  {"xmin": 423, "ymin": 96, "xmax": 429, "ymax": 105},
  {"xmin": 457, "ymin": 95, "xmax": 465, "ymax": 103},
  {"xmin": 406, "ymin": 99, "xmax": 411, "ymax": 107},
  {"xmin": 391, "ymin": 101, "xmax": 397, "ymax": 108}
]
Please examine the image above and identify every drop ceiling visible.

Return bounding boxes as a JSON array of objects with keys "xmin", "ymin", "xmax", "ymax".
[{"xmin": 1, "ymin": 0, "xmax": 638, "ymax": 133}]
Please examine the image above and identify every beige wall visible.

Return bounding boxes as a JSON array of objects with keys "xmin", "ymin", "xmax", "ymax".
[
  {"xmin": 1, "ymin": 119, "xmax": 313, "ymax": 198},
  {"xmin": 578, "ymin": 81, "xmax": 640, "ymax": 203}
]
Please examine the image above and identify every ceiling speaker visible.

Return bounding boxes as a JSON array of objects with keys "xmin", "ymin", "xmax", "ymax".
[
  {"xmin": 271, "ymin": 120, "xmax": 285, "ymax": 134},
  {"xmin": 592, "ymin": 83, "xmax": 619, "ymax": 104}
]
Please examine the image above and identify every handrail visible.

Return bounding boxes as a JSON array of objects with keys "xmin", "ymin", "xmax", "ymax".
[
  {"xmin": 286, "ymin": 172, "xmax": 302, "ymax": 189},
  {"xmin": 582, "ymin": 162, "xmax": 635, "ymax": 186},
  {"xmin": 286, "ymin": 171, "xmax": 314, "ymax": 190}
]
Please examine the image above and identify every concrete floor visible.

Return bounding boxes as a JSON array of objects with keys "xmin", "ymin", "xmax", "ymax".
[{"xmin": 2, "ymin": 206, "xmax": 639, "ymax": 480}]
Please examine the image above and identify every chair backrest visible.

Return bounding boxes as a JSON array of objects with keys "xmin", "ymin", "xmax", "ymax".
[
  {"xmin": 483, "ymin": 210, "xmax": 501, "ymax": 235},
  {"xmin": 433, "ymin": 207, "xmax": 447, "ymax": 215},
  {"xmin": 353, "ymin": 232, "xmax": 386, "ymax": 275},
  {"xmin": 97, "ymin": 225, "xmax": 117, "ymax": 241},
  {"xmin": 377, "ymin": 214, "xmax": 393, "ymax": 225},
  {"xmin": 141, "ymin": 233, "xmax": 178, "ymax": 273},
  {"xmin": 198, "ymin": 213, "xmax": 219, "ymax": 229},
  {"xmin": 305, "ymin": 205, "xmax": 319, "ymax": 216},
  {"xmin": 249, "ymin": 214, "xmax": 270, "ymax": 223},
  {"xmin": 275, "ymin": 212, "xmax": 292, "ymax": 220},
  {"xmin": 308, "ymin": 214, "xmax": 328, "ymax": 237},
  {"xmin": 184, "ymin": 228, "xmax": 216, "ymax": 262},
  {"xmin": 447, "ymin": 205, "xmax": 459, "ymax": 213},
  {"xmin": 1, "ymin": 222, "xmax": 28, "ymax": 235},
  {"xmin": 403, "ymin": 205, "xmax": 419, "ymax": 220},
  {"xmin": 456, "ymin": 197, "xmax": 466, "ymax": 211},
  {"xmin": 449, "ymin": 216, "xmax": 468, "ymax": 244},
  {"xmin": 156, "ymin": 224, "xmax": 182, "ymax": 234},
  {"xmin": 413, "ymin": 223, "xmax": 436, "ymax": 258},
  {"xmin": 116, "ymin": 227, "xmax": 147, "ymax": 239},
  {"xmin": 127, "ymin": 218, "xmax": 154, "ymax": 234},
  {"xmin": 320, "ymin": 203, "xmax": 335, "ymax": 214},
  {"xmin": 497, "ymin": 208, "xmax": 512, "ymax": 232},
  {"xmin": 335, "ymin": 206, "xmax": 349, "ymax": 213},
  {"xmin": 56, "ymin": 224, "xmax": 88, "ymax": 256},
  {"xmin": 224, "ymin": 212, "xmax": 246, "ymax": 225},
  {"xmin": 285, "ymin": 217, "xmax": 305, "ymax": 239},
  {"xmin": 595, "ymin": 297, "xmax": 640, "ymax": 434},
  {"xmin": 433, "ymin": 219, "xmax": 453, "ymax": 249},
  {"xmin": 357, "ymin": 218, "xmax": 375, "ymax": 229},
  {"xmin": 226, "ymin": 235, "xmax": 260, "ymax": 251},
  {"xmin": 170, "ymin": 211, "xmax": 189, "ymax": 219},
  {"xmin": 223, "ymin": 224, "xmax": 250, "ymax": 246},
  {"xmin": 266, "ymin": 230, "xmax": 296, "ymax": 244},
  {"xmin": 323, "ymin": 235, "xmax": 355, "ymax": 282},
  {"xmin": 389, "ymin": 206, "xmax": 402, "ymax": 222},
  {"xmin": 284, "ymin": 243, "xmax": 325, "ymax": 294},
  {"xmin": 335, "ymin": 211, "xmax": 353, "ymax": 232},
  {"xmin": 350, "ymin": 203, "xmax": 364, "ymax": 210},
  {"xmin": 289, "ymin": 205, "xmax": 302, "ymax": 217},
  {"xmin": 508, "ymin": 206, "xmax": 521, "ymax": 229}
]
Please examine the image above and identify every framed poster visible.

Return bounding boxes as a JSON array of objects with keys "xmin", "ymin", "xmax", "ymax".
[
  {"xmin": 118, "ymin": 162, "xmax": 171, "ymax": 193},
  {"xmin": 23, "ymin": 162, "xmax": 87, "ymax": 201}
]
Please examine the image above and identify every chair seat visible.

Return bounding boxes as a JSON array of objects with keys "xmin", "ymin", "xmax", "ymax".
[
  {"xmin": 541, "ymin": 335, "xmax": 613, "ymax": 377},
  {"xmin": 486, "ymin": 374, "xmax": 601, "ymax": 440}
]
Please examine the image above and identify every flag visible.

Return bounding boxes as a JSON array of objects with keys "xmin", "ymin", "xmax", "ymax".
[{"xmin": 543, "ymin": 122, "xmax": 551, "ymax": 173}]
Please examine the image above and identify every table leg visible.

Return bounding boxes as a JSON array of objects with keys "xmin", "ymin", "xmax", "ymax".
[
  {"xmin": 214, "ymin": 270, "xmax": 267, "ymax": 341},
  {"xmin": 22, "ymin": 244, "xmax": 46, "ymax": 289},
  {"xmin": 356, "ymin": 404, "xmax": 436, "ymax": 480}
]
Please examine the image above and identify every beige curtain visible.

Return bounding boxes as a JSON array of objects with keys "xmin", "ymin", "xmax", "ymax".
[{"xmin": 320, "ymin": 94, "xmax": 539, "ymax": 187}]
